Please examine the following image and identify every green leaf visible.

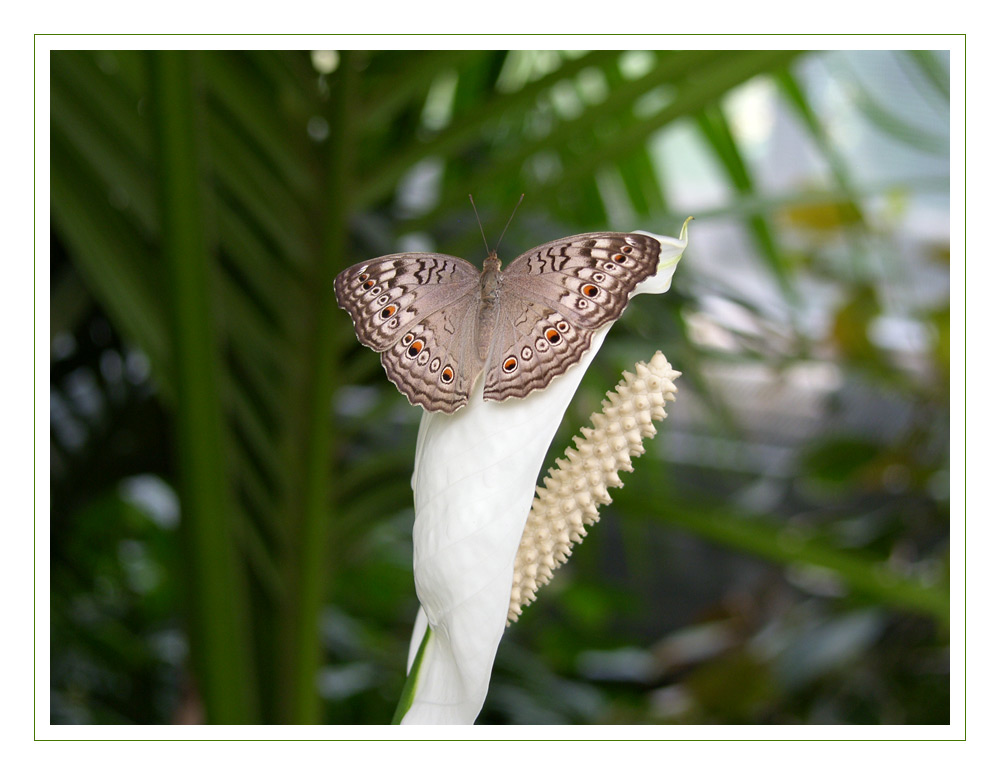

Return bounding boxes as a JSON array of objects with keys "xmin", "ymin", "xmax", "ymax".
[{"xmin": 696, "ymin": 103, "xmax": 790, "ymax": 290}]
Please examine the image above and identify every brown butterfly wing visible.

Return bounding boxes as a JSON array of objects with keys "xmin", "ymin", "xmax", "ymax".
[
  {"xmin": 483, "ymin": 233, "xmax": 662, "ymax": 403},
  {"xmin": 334, "ymin": 253, "xmax": 484, "ymax": 412},
  {"xmin": 334, "ymin": 253, "xmax": 480, "ymax": 351},
  {"xmin": 378, "ymin": 296, "xmax": 485, "ymax": 413},
  {"xmin": 335, "ymin": 234, "xmax": 664, "ymax": 411},
  {"xmin": 483, "ymin": 298, "xmax": 598, "ymax": 403}
]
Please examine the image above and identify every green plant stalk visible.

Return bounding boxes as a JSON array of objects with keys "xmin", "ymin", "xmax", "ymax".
[
  {"xmin": 274, "ymin": 53, "xmax": 355, "ymax": 725},
  {"xmin": 391, "ymin": 626, "xmax": 432, "ymax": 724},
  {"xmin": 149, "ymin": 51, "xmax": 259, "ymax": 722},
  {"xmin": 776, "ymin": 67, "xmax": 874, "ymax": 279},
  {"xmin": 681, "ymin": 176, "xmax": 947, "ymax": 222}
]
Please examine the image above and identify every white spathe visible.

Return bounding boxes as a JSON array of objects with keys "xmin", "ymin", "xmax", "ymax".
[{"xmin": 401, "ymin": 221, "xmax": 691, "ymax": 724}]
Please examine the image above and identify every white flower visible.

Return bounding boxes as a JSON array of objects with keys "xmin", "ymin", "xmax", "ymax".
[{"xmin": 399, "ymin": 221, "xmax": 691, "ymax": 724}]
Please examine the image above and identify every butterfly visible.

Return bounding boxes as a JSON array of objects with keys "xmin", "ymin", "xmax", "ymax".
[{"xmin": 334, "ymin": 231, "xmax": 663, "ymax": 413}]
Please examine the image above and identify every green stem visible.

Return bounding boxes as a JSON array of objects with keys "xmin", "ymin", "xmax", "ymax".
[
  {"xmin": 391, "ymin": 625, "xmax": 432, "ymax": 724},
  {"xmin": 275, "ymin": 52, "xmax": 355, "ymax": 724},
  {"xmin": 149, "ymin": 51, "xmax": 258, "ymax": 723}
]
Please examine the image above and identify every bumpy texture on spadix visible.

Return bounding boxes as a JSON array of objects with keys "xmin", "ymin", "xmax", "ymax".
[{"xmin": 508, "ymin": 352, "xmax": 680, "ymax": 622}]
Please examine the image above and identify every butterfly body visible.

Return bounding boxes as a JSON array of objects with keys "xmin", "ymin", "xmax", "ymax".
[
  {"xmin": 475, "ymin": 253, "xmax": 503, "ymax": 360},
  {"xmin": 334, "ymin": 232, "xmax": 662, "ymax": 413}
]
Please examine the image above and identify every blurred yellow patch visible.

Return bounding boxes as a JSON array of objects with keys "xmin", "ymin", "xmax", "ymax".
[
  {"xmin": 831, "ymin": 287, "xmax": 879, "ymax": 361},
  {"xmin": 780, "ymin": 198, "xmax": 864, "ymax": 232},
  {"xmin": 930, "ymin": 243, "xmax": 951, "ymax": 265}
]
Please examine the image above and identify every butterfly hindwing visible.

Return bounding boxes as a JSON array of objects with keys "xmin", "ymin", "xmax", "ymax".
[
  {"xmin": 379, "ymin": 295, "xmax": 484, "ymax": 413},
  {"xmin": 483, "ymin": 299, "xmax": 595, "ymax": 403}
]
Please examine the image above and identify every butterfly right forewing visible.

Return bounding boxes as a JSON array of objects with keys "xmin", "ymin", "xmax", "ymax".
[
  {"xmin": 479, "ymin": 232, "xmax": 662, "ymax": 403},
  {"xmin": 501, "ymin": 232, "xmax": 661, "ymax": 329}
]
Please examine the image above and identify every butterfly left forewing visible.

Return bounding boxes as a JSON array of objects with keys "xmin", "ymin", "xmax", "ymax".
[
  {"xmin": 334, "ymin": 253, "xmax": 480, "ymax": 352},
  {"xmin": 334, "ymin": 252, "xmax": 483, "ymax": 413}
]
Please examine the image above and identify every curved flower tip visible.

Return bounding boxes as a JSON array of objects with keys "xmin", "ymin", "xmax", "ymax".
[
  {"xmin": 508, "ymin": 352, "xmax": 681, "ymax": 622},
  {"xmin": 632, "ymin": 216, "xmax": 691, "ymax": 296}
]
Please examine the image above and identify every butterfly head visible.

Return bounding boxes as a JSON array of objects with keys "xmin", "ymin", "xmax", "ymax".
[{"xmin": 470, "ymin": 193, "xmax": 522, "ymax": 274}]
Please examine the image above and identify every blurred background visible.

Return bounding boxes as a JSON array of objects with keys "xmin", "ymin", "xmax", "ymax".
[{"xmin": 49, "ymin": 49, "xmax": 950, "ymax": 725}]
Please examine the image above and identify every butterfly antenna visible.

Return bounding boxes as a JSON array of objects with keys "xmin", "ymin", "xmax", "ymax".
[
  {"xmin": 494, "ymin": 193, "xmax": 525, "ymax": 255},
  {"xmin": 469, "ymin": 194, "xmax": 491, "ymax": 257}
]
